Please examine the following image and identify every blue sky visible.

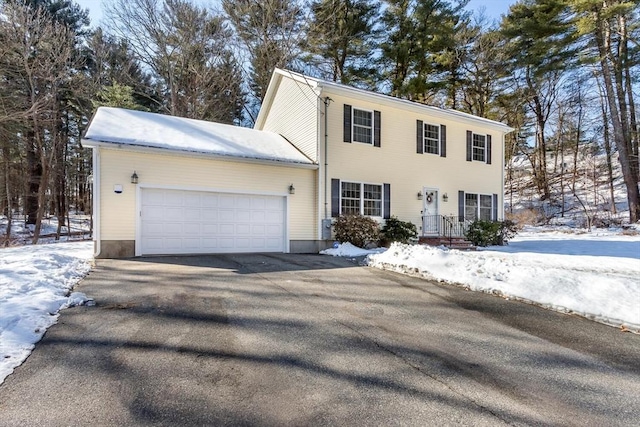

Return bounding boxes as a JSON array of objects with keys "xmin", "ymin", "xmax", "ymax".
[{"xmin": 76, "ymin": 0, "xmax": 515, "ymax": 28}]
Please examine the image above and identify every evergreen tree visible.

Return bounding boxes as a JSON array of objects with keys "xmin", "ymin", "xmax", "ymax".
[{"xmin": 305, "ymin": 0, "xmax": 381, "ymax": 86}]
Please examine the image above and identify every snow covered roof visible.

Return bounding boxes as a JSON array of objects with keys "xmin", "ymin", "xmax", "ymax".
[{"xmin": 83, "ymin": 107, "xmax": 314, "ymax": 165}]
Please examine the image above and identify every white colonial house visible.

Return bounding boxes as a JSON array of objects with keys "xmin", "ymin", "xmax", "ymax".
[{"xmin": 83, "ymin": 69, "xmax": 513, "ymax": 258}]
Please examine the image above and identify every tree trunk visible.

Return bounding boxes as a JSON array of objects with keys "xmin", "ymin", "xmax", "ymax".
[
  {"xmin": 594, "ymin": 8, "xmax": 640, "ymax": 222},
  {"xmin": 25, "ymin": 130, "xmax": 41, "ymax": 225}
]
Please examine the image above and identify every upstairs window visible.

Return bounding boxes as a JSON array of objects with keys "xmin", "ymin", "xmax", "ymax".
[
  {"xmin": 424, "ymin": 124, "xmax": 440, "ymax": 154},
  {"xmin": 416, "ymin": 121, "xmax": 446, "ymax": 157},
  {"xmin": 466, "ymin": 131, "xmax": 492, "ymax": 164},
  {"xmin": 343, "ymin": 104, "xmax": 381, "ymax": 147},
  {"xmin": 472, "ymin": 133, "xmax": 486, "ymax": 162},
  {"xmin": 353, "ymin": 108, "xmax": 373, "ymax": 144}
]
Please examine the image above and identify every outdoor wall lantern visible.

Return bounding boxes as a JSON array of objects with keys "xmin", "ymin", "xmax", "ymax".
[
  {"xmin": 442, "ymin": 193, "xmax": 449, "ymax": 202},
  {"xmin": 131, "ymin": 171, "xmax": 139, "ymax": 184},
  {"xmin": 417, "ymin": 191, "xmax": 423, "ymax": 200},
  {"xmin": 288, "ymin": 183, "xmax": 295, "ymax": 194}
]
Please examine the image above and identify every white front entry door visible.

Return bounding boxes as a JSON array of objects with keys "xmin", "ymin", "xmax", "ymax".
[
  {"xmin": 422, "ymin": 188, "xmax": 439, "ymax": 235},
  {"xmin": 140, "ymin": 188, "xmax": 286, "ymax": 255}
]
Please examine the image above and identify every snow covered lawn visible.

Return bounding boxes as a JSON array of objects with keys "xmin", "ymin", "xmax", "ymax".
[
  {"xmin": 0, "ymin": 241, "xmax": 93, "ymax": 385},
  {"xmin": 362, "ymin": 228, "xmax": 640, "ymax": 332}
]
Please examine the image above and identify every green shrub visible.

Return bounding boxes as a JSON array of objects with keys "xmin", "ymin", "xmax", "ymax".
[
  {"xmin": 381, "ymin": 216, "xmax": 417, "ymax": 245},
  {"xmin": 465, "ymin": 219, "xmax": 519, "ymax": 247},
  {"xmin": 334, "ymin": 214, "xmax": 380, "ymax": 248}
]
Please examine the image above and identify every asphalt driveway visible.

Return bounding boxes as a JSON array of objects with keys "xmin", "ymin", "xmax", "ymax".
[{"xmin": 1, "ymin": 253, "xmax": 639, "ymax": 426}]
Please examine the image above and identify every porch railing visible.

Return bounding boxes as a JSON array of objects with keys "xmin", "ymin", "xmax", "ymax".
[{"xmin": 421, "ymin": 215, "xmax": 471, "ymax": 241}]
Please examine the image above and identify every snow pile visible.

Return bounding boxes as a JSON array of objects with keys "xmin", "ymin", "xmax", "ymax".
[
  {"xmin": 367, "ymin": 231, "xmax": 640, "ymax": 331},
  {"xmin": 320, "ymin": 242, "xmax": 386, "ymax": 257},
  {"xmin": 0, "ymin": 241, "xmax": 94, "ymax": 385}
]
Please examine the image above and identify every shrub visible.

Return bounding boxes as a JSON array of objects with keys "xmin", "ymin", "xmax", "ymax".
[
  {"xmin": 381, "ymin": 216, "xmax": 417, "ymax": 245},
  {"xmin": 465, "ymin": 219, "xmax": 519, "ymax": 247},
  {"xmin": 334, "ymin": 214, "xmax": 380, "ymax": 248}
]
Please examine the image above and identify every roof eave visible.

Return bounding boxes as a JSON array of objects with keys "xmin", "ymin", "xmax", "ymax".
[
  {"xmin": 82, "ymin": 138, "xmax": 318, "ymax": 169},
  {"xmin": 316, "ymin": 81, "xmax": 514, "ymax": 134}
]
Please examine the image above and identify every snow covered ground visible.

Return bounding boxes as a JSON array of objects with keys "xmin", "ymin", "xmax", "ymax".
[
  {"xmin": 324, "ymin": 227, "xmax": 640, "ymax": 332},
  {"xmin": 0, "ymin": 214, "xmax": 92, "ymax": 246},
  {"xmin": 0, "ymin": 241, "xmax": 93, "ymax": 385}
]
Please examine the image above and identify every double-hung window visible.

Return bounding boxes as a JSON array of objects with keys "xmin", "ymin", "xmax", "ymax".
[
  {"xmin": 424, "ymin": 123, "xmax": 440, "ymax": 155},
  {"xmin": 341, "ymin": 181, "xmax": 382, "ymax": 217},
  {"xmin": 416, "ymin": 121, "xmax": 446, "ymax": 157},
  {"xmin": 343, "ymin": 104, "xmax": 381, "ymax": 147},
  {"xmin": 352, "ymin": 108, "xmax": 373, "ymax": 144},
  {"xmin": 472, "ymin": 133, "xmax": 486, "ymax": 162},
  {"xmin": 466, "ymin": 131, "xmax": 491, "ymax": 164},
  {"xmin": 464, "ymin": 193, "xmax": 493, "ymax": 221}
]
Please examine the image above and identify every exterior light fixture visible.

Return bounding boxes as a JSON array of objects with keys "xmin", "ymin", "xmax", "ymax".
[
  {"xmin": 131, "ymin": 171, "xmax": 139, "ymax": 184},
  {"xmin": 442, "ymin": 193, "xmax": 448, "ymax": 202},
  {"xmin": 417, "ymin": 191, "xmax": 423, "ymax": 200},
  {"xmin": 288, "ymin": 183, "xmax": 295, "ymax": 194}
]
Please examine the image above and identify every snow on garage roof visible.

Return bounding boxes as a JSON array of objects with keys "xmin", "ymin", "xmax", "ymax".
[{"xmin": 83, "ymin": 107, "xmax": 313, "ymax": 165}]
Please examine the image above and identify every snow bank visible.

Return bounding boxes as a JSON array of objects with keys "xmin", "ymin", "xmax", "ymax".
[
  {"xmin": 320, "ymin": 242, "xmax": 386, "ymax": 257},
  {"xmin": 0, "ymin": 241, "xmax": 94, "ymax": 385},
  {"xmin": 368, "ymin": 238, "xmax": 640, "ymax": 331}
]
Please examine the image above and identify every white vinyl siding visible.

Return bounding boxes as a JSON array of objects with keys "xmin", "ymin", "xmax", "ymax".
[
  {"xmin": 97, "ymin": 148, "xmax": 316, "ymax": 242},
  {"xmin": 260, "ymin": 77, "xmax": 319, "ymax": 162}
]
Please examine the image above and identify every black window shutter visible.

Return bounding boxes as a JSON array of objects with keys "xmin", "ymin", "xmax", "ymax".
[
  {"xmin": 440, "ymin": 124, "xmax": 447, "ymax": 157},
  {"xmin": 466, "ymin": 130, "xmax": 472, "ymax": 162},
  {"xmin": 486, "ymin": 134, "xmax": 492, "ymax": 164},
  {"xmin": 331, "ymin": 179, "xmax": 340, "ymax": 217},
  {"xmin": 416, "ymin": 120, "xmax": 423, "ymax": 153},
  {"xmin": 343, "ymin": 105, "xmax": 352, "ymax": 143},
  {"xmin": 492, "ymin": 193, "xmax": 498, "ymax": 221},
  {"xmin": 383, "ymin": 184, "xmax": 391, "ymax": 219},
  {"xmin": 374, "ymin": 110, "xmax": 381, "ymax": 147},
  {"xmin": 458, "ymin": 190, "xmax": 465, "ymax": 221}
]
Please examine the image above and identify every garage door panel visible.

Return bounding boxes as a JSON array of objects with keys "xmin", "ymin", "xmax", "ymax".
[
  {"xmin": 236, "ymin": 211, "xmax": 251, "ymax": 222},
  {"xmin": 165, "ymin": 192, "xmax": 183, "ymax": 205},
  {"xmin": 164, "ymin": 223, "xmax": 183, "ymax": 234},
  {"xmin": 219, "ymin": 210, "xmax": 235, "ymax": 222},
  {"xmin": 183, "ymin": 223, "xmax": 200, "ymax": 234},
  {"xmin": 202, "ymin": 194, "xmax": 218, "ymax": 207},
  {"xmin": 219, "ymin": 195, "xmax": 235, "ymax": 208},
  {"xmin": 236, "ymin": 224, "xmax": 251, "ymax": 235},
  {"xmin": 266, "ymin": 211, "xmax": 283, "ymax": 222},
  {"xmin": 251, "ymin": 198, "xmax": 266, "ymax": 209},
  {"xmin": 141, "ymin": 188, "xmax": 285, "ymax": 255},
  {"xmin": 165, "ymin": 207, "xmax": 183, "ymax": 220}
]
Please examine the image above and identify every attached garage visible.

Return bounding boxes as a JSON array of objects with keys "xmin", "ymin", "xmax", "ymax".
[
  {"xmin": 83, "ymin": 107, "xmax": 318, "ymax": 258},
  {"xmin": 139, "ymin": 188, "xmax": 286, "ymax": 255}
]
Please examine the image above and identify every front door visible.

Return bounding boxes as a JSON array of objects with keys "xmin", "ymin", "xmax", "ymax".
[{"xmin": 422, "ymin": 188, "xmax": 439, "ymax": 235}]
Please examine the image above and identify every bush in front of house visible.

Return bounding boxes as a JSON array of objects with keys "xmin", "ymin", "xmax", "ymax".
[
  {"xmin": 465, "ymin": 219, "xmax": 519, "ymax": 247},
  {"xmin": 381, "ymin": 216, "xmax": 417, "ymax": 246},
  {"xmin": 334, "ymin": 214, "xmax": 380, "ymax": 248}
]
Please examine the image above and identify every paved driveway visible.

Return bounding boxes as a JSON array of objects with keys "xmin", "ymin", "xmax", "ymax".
[{"xmin": 1, "ymin": 254, "xmax": 639, "ymax": 426}]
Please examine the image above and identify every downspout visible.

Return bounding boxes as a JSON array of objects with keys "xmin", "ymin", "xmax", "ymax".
[
  {"xmin": 92, "ymin": 147, "xmax": 101, "ymax": 258},
  {"xmin": 323, "ymin": 96, "xmax": 332, "ymax": 220}
]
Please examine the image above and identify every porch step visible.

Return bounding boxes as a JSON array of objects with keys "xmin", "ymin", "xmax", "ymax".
[{"xmin": 418, "ymin": 236, "xmax": 476, "ymax": 251}]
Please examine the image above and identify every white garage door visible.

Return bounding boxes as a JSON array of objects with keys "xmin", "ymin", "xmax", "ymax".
[{"xmin": 140, "ymin": 188, "xmax": 286, "ymax": 255}]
